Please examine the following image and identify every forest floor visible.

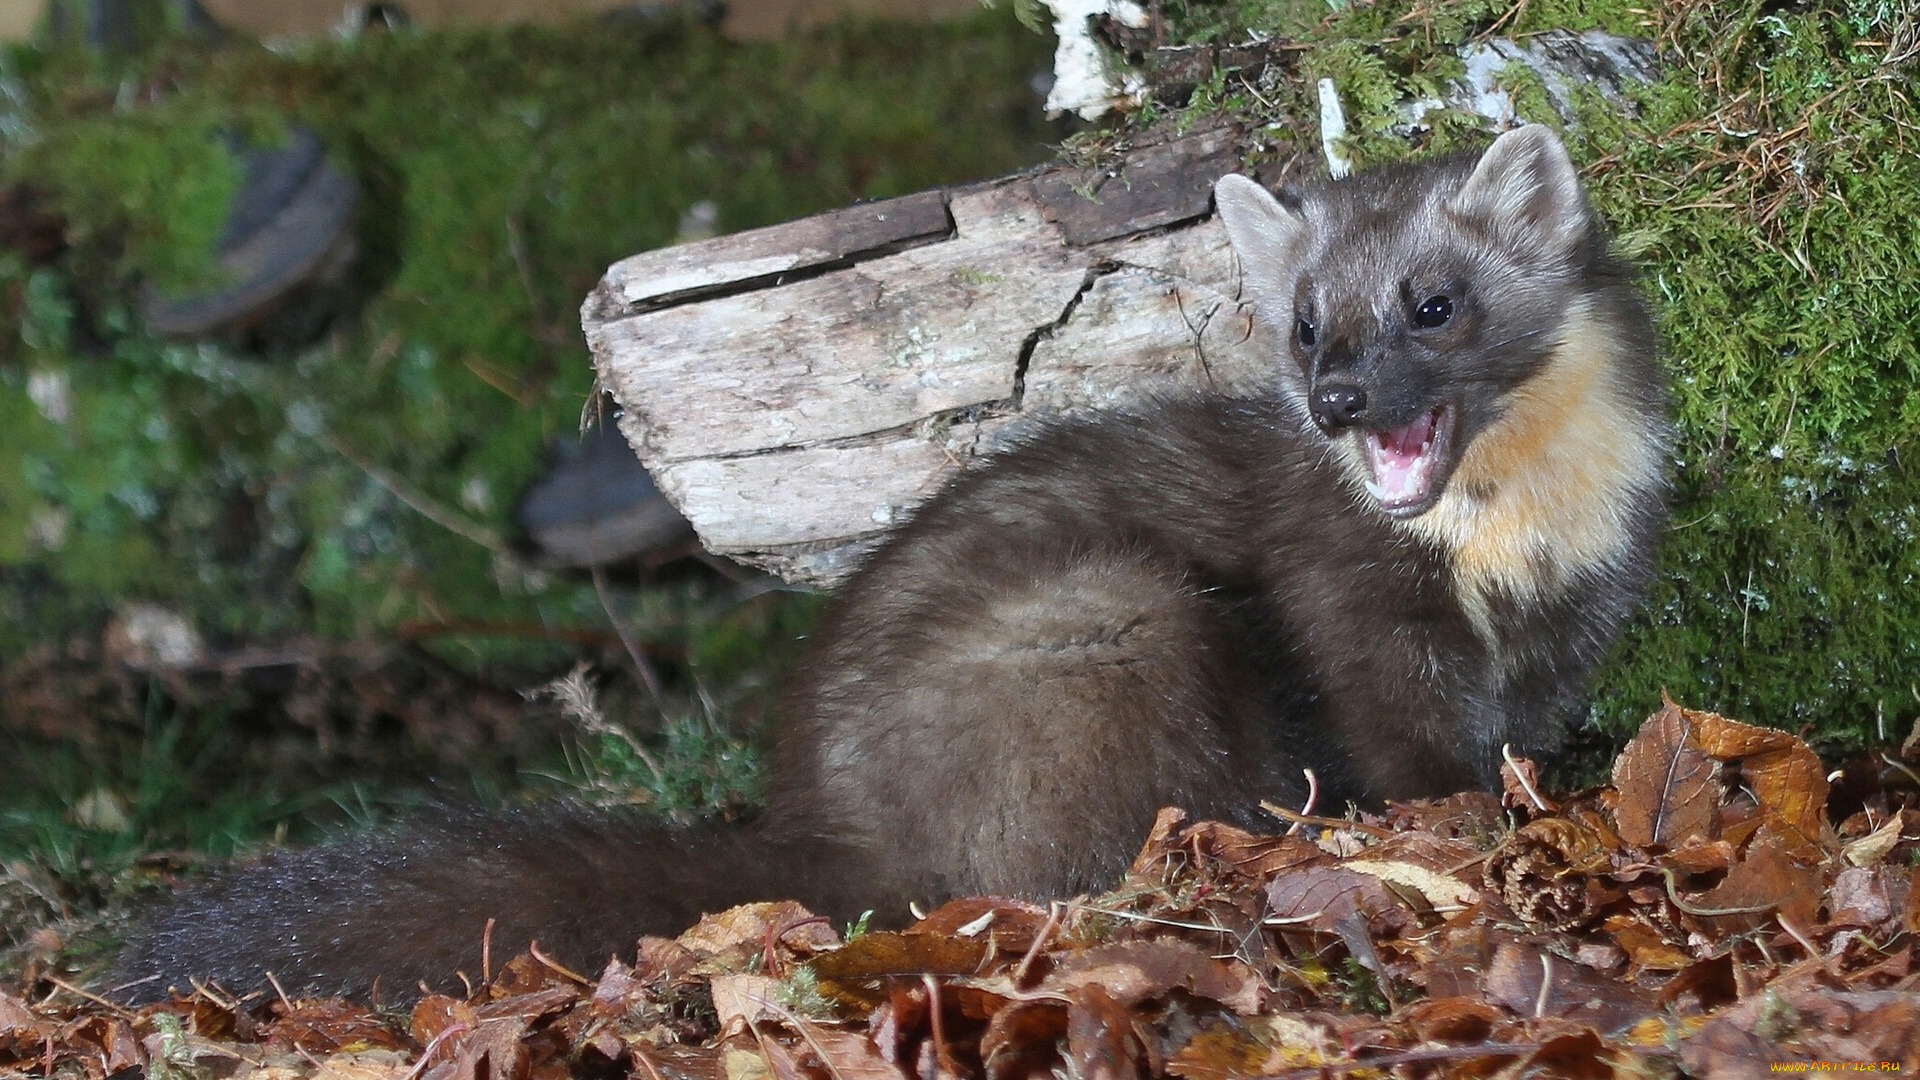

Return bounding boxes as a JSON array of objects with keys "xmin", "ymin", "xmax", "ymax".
[{"xmin": 5, "ymin": 700, "xmax": 1919, "ymax": 1078}]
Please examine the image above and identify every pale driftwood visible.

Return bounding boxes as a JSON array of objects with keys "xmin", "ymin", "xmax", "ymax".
[
  {"xmin": 584, "ymin": 127, "xmax": 1276, "ymax": 585},
  {"xmin": 580, "ymin": 30, "xmax": 1659, "ymax": 586}
]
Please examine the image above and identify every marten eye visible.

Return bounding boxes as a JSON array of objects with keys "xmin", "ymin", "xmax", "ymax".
[
  {"xmin": 1295, "ymin": 317, "xmax": 1317, "ymax": 347},
  {"xmin": 1414, "ymin": 295, "xmax": 1454, "ymax": 328}
]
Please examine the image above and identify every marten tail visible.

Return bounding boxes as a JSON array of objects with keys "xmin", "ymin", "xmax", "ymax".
[{"xmin": 108, "ymin": 804, "xmax": 866, "ymax": 1003}]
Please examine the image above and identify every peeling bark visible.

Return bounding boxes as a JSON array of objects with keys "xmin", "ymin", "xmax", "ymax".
[{"xmin": 584, "ymin": 127, "xmax": 1274, "ymax": 586}]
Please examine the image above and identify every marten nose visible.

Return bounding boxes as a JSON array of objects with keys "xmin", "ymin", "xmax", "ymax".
[{"xmin": 1310, "ymin": 384, "xmax": 1368, "ymax": 430}]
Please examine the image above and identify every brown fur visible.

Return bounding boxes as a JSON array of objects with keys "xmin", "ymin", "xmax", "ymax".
[{"xmin": 110, "ymin": 127, "xmax": 1669, "ymax": 1003}]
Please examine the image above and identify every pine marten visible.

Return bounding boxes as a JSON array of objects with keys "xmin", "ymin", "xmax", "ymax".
[{"xmin": 112, "ymin": 125, "xmax": 1670, "ymax": 1001}]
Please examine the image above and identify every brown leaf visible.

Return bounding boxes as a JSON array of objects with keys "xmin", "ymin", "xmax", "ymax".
[
  {"xmin": 1506, "ymin": 1029, "xmax": 1613, "ymax": 1080},
  {"xmin": 265, "ymin": 997, "xmax": 408, "ymax": 1056},
  {"xmin": 979, "ymin": 1001, "xmax": 1067, "ymax": 1080},
  {"xmin": 1601, "ymin": 915, "xmax": 1692, "ymax": 972},
  {"xmin": 311, "ymin": 1051, "xmax": 415, "ymax": 1080},
  {"xmin": 1354, "ymin": 831, "xmax": 1483, "ymax": 874},
  {"xmin": 1481, "ymin": 941, "xmax": 1658, "ymax": 1033},
  {"xmin": 1499, "ymin": 753, "xmax": 1557, "ymax": 814},
  {"xmin": 1264, "ymin": 865, "xmax": 1411, "ymax": 936},
  {"xmin": 1179, "ymin": 821, "xmax": 1325, "ymax": 883},
  {"xmin": 757, "ymin": 1037, "xmax": 810, "ymax": 1080},
  {"xmin": 1678, "ymin": 826, "xmax": 1821, "ymax": 933},
  {"xmin": 1681, "ymin": 981, "xmax": 1920, "ymax": 1072},
  {"xmin": 411, "ymin": 994, "xmax": 476, "ymax": 1046},
  {"xmin": 1163, "ymin": 1020, "xmax": 1267, "ymax": 1080},
  {"xmin": 1064, "ymin": 985, "xmax": 1144, "ymax": 1080},
  {"xmin": 1611, "ymin": 698, "xmax": 1719, "ymax": 848},
  {"xmin": 1662, "ymin": 834, "xmax": 1735, "ymax": 874},
  {"xmin": 1572, "ymin": 941, "xmax": 1625, "ymax": 973},
  {"xmin": 1420, "ymin": 921, "xmax": 1492, "ymax": 999},
  {"xmin": 0, "ymin": 993, "xmax": 41, "ymax": 1035},
  {"xmin": 909, "ymin": 898, "xmax": 1051, "ymax": 955},
  {"xmin": 637, "ymin": 1044, "xmax": 728, "ymax": 1080},
  {"xmin": 802, "ymin": 1029, "xmax": 910, "ymax": 1080},
  {"xmin": 1655, "ymin": 955, "xmax": 1737, "ymax": 1014},
  {"xmin": 1908, "ymin": 865, "xmax": 1920, "ymax": 935},
  {"xmin": 1677, "ymin": 1013, "xmax": 1778, "ymax": 1080},
  {"xmin": 1162, "ymin": 1016, "xmax": 1340, "ymax": 1080},
  {"xmin": 637, "ymin": 936, "xmax": 703, "ymax": 984},
  {"xmin": 1124, "ymin": 808, "xmax": 1192, "ymax": 883},
  {"xmin": 810, "ymin": 933, "xmax": 989, "ymax": 1010},
  {"xmin": 1826, "ymin": 866, "xmax": 1897, "ymax": 931},
  {"xmin": 490, "ymin": 954, "xmax": 575, "ymax": 997},
  {"xmin": 588, "ymin": 959, "xmax": 643, "ymax": 1019},
  {"xmin": 59, "ymin": 1015, "xmax": 144, "ymax": 1078},
  {"xmin": 472, "ymin": 987, "xmax": 576, "ymax": 1024},
  {"xmin": 725, "ymin": 1046, "xmax": 776, "ymax": 1080},
  {"xmin": 1045, "ymin": 940, "xmax": 1260, "ymax": 1014},
  {"xmin": 1398, "ymin": 997, "xmax": 1500, "ymax": 1044},
  {"xmin": 1842, "ymin": 814, "xmax": 1904, "ymax": 867},
  {"xmin": 1689, "ymin": 708, "xmax": 1830, "ymax": 858},
  {"xmin": 710, "ymin": 974, "xmax": 783, "ymax": 1033},
  {"xmin": 680, "ymin": 902, "xmax": 839, "ymax": 973},
  {"xmin": 475, "ymin": 1014, "xmax": 533, "ymax": 1080},
  {"xmin": 1380, "ymin": 791, "xmax": 1504, "ymax": 838}
]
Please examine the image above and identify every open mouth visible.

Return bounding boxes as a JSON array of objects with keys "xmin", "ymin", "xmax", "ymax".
[{"xmin": 1362, "ymin": 404, "xmax": 1454, "ymax": 516}]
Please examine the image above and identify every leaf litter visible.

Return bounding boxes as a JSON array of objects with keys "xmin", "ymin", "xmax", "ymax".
[{"xmin": 5, "ymin": 699, "xmax": 1919, "ymax": 1079}]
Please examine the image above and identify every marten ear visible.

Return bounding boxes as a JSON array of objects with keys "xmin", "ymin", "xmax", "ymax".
[
  {"xmin": 1446, "ymin": 125, "xmax": 1588, "ymax": 253},
  {"xmin": 1214, "ymin": 174, "xmax": 1311, "ymax": 315}
]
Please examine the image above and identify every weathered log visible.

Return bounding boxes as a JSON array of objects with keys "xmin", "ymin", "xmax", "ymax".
[
  {"xmin": 584, "ymin": 126, "xmax": 1273, "ymax": 585},
  {"xmin": 581, "ymin": 30, "xmax": 1658, "ymax": 586}
]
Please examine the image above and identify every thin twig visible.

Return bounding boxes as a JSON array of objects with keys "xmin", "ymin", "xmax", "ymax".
[
  {"xmin": 482, "ymin": 917, "xmax": 496, "ymax": 984},
  {"xmin": 1013, "ymin": 901, "xmax": 1064, "ymax": 986},
  {"xmin": 1081, "ymin": 904, "xmax": 1249, "ymax": 934},
  {"xmin": 528, "ymin": 940, "xmax": 593, "ymax": 985},
  {"xmin": 752, "ymin": 995, "xmax": 856, "ymax": 1080},
  {"xmin": 1266, "ymin": 1042, "xmax": 1543, "ymax": 1077},
  {"xmin": 1260, "ymin": 800, "xmax": 1395, "ymax": 838},
  {"xmin": 592, "ymin": 566, "xmax": 666, "ymax": 705},
  {"xmin": 43, "ymin": 976, "xmax": 134, "ymax": 1016},
  {"xmin": 400, "ymin": 1022, "xmax": 471, "ymax": 1080},
  {"xmin": 630, "ymin": 1048, "xmax": 671, "ymax": 1080},
  {"xmin": 322, "ymin": 433, "xmax": 509, "ymax": 555},
  {"xmin": 1501, "ymin": 744, "xmax": 1550, "ymax": 812},
  {"xmin": 923, "ymin": 975, "xmax": 950, "ymax": 1075},
  {"xmin": 1288, "ymin": 769, "xmax": 1321, "ymax": 834},
  {"xmin": 264, "ymin": 971, "xmax": 293, "ymax": 1011},
  {"xmin": 1776, "ymin": 913, "xmax": 1821, "ymax": 959}
]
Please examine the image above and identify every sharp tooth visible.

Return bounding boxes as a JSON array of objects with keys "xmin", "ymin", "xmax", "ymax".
[{"xmin": 1365, "ymin": 479, "xmax": 1385, "ymax": 501}]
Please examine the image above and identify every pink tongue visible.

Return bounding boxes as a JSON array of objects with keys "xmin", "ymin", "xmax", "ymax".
[{"xmin": 1379, "ymin": 410, "xmax": 1436, "ymax": 462}]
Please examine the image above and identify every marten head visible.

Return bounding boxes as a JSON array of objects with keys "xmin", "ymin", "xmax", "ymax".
[{"xmin": 1214, "ymin": 125, "xmax": 1621, "ymax": 520}]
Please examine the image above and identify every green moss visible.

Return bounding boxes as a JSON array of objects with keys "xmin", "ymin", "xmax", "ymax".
[
  {"xmin": 1158, "ymin": 0, "xmax": 1920, "ymax": 759},
  {"xmin": 0, "ymin": 7, "xmax": 1058, "ymax": 661},
  {"xmin": 11, "ymin": 101, "xmax": 245, "ymax": 291},
  {"xmin": 0, "ymin": 8, "xmax": 1059, "ymax": 885}
]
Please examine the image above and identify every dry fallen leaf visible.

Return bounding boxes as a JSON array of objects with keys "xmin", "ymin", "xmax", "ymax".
[
  {"xmin": 1842, "ymin": 813, "xmax": 1905, "ymax": 866},
  {"xmin": 8, "ymin": 699, "xmax": 1917, "ymax": 1080},
  {"xmin": 1045, "ymin": 940, "xmax": 1260, "ymax": 1015},
  {"xmin": 1611, "ymin": 696, "xmax": 1719, "ymax": 848}
]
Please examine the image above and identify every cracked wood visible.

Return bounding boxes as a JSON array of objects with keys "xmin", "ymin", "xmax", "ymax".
[{"xmin": 583, "ymin": 128, "xmax": 1276, "ymax": 586}]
